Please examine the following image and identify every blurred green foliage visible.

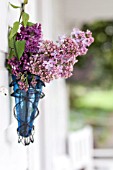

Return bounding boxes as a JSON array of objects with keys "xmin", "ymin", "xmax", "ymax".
[
  {"xmin": 76, "ymin": 20, "xmax": 113, "ymax": 88},
  {"xmin": 70, "ymin": 85, "xmax": 113, "ymax": 110},
  {"xmin": 68, "ymin": 20, "xmax": 113, "ymax": 148},
  {"xmin": 69, "ymin": 85, "xmax": 113, "ymax": 148}
]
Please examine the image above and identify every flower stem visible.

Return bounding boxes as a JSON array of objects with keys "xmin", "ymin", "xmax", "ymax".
[
  {"xmin": 14, "ymin": 3, "xmax": 25, "ymax": 60},
  {"xmin": 19, "ymin": 3, "xmax": 25, "ymax": 23}
]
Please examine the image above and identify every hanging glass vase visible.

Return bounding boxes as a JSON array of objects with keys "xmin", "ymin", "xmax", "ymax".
[{"xmin": 10, "ymin": 75, "xmax": 45, "ymax": 145}]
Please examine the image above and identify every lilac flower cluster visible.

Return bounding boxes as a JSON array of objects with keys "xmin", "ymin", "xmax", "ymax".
[
  {"xmin": 17, "ymin": 23, "xmax": 42, "ymax": 53},
  {"xmin": 8, "ymin": 24, "xmax": 94, "ymax": 91},
  {"xmin": 71, "ymin": 28, "xmax": 94, "ymax": 56}
]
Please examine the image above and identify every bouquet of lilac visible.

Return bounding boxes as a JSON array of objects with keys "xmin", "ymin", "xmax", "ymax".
[
  {"xmin": 8, "ymin": 25, "xmax": 94, "ymax": 90},
  {"xmin": 7, "ymin": 1, "xmax": 94, "ymax": 145}
]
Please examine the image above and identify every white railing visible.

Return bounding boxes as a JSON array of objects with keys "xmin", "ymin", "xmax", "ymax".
[
  {"xmin": 68, "ymin": 126, "xmax": 93, "ymax": 170},
  {"xmin": 53, "ymin": 126, "xmax": 113, "ymax": 170},
  {"xmin": 93, "ymin": 149, "xmax": 113, "ymax": 170}
]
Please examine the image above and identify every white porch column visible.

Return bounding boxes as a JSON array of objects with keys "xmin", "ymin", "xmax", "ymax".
[
  {"xmin": 0, "ymin": 0, "xmax": 10, "ymax": 132},
  {"xmin": 0, "ymin": 1, "xmax": 13, "ymax": 169},
  {"xmin": 0, "ymin": 0, "xmax": 10, "ymax": 142},
  {"xmin": 35, "ymin": 1, "xmax": 69, "ymax": 170},
  {"xmin": 0, "ymin": 53, "xmax": 10, "ymax": 132},
  {"xmin": 8, "ymin": 1, "xmax": 41, "ymax": 170}
]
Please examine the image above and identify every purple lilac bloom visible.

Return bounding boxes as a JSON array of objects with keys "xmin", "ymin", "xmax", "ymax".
[
  {"xmin": 8, "ymin": 57, "xmax": 21, "ymax": 78},
  {"xmin": 8, "ymin": 25, "xmax": 94, "ymax": 90},
  {"xmin": 17, "ymin": 23, "xmax": 42, "ymax": 53}
]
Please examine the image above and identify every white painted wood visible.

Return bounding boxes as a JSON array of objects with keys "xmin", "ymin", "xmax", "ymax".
[
  {"xmin": 0, "ymin": 2, "xmax": 14, "ymax": 169},
  {"xmin": 8, "ymin": 1, "xmax": 41, "ymax": 170},
  {"xmin": 34, "ymin": 1, "xmax": 69, "ymax": 170},
  {"xmin": 0, "ymin": 4, "xmax": 28, "ymax": 166},
  {"xmin": 39, "ymin": 79, "xmax": 69, "ymax": 170},
  {"xmin": 93, "ymin": 149, "xmax": 113, "ymax": 170},
  {"xmin": 68, "ymin": 126, "xmax": 93, "ymax": 170},
  {"xmin": 0, "ymin": 53, "xmax": 10, "ymax": 133},
  {"xmin": 94, "ymin": 149, "xmax": 113, "ymax": 158},
  {"xmin": 93, "ymin": 159, "xmax": 113, "ymax": 170},
  {"xmin": 25, "ymin": 1, "xmax": 42, "ymax": 170},
  {"xmin": 0, "ymin": 0, "xmax": 8, "ymax": 53},
  {"xmin": 8, "ymin": 0, "xmax": 24, "ymax": 26},
  {"xmin": 53, "ymin": 155, "xmax": 73, "ymax": 170},
  {"xmin": 0, "ymin": 52, "xmax": 11, "ymax": 170},
  {"xmin": 0, "ymin": 1, "xmax": 29, "ymax": 170},
  {"xmin": 41, "ymin": 0, "xmax": 53, "ymax": 39}
]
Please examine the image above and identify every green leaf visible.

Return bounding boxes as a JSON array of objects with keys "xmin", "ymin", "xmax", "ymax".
[
  {"xmin": 9, "ymin": 39, "xmax": 14, "ymax": 48},
  {"xmin": 15, "ymin": 40, "xmax": 26, "ymax": 60},
  {"xmin": 9, "ymin": 49, "xmax": 14, "ymax": 59},
  {"xmin": 27, "ymin": 22, "xmax": 35, "ymax": 26},
  {"xmin": 9, "ymin": 3, "xmax": 21, "ymax": 8},
  {"xmin": 9, "ymin": 22, "xmax": 19, "ymax": 40},
  {"xmin": 24, "ymin": 0, "xmax": 28, "ymax": 4},
  {"xmin": 22, "ymin": 12, "xmax": 29, "ymax": 27},
  {"xmin": 8, "ymin": 36, "xmax": 16, "ymax": 48}
]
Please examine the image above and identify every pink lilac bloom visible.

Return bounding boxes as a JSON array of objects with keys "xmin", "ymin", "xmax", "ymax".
[
  {"xmin": 59, "ymin": 37, "xmax": 78, "ymax": 57},
  {"xmin": 18, "ymin": 80, "xmax": 29, "ymax": 91},
  {"xmin": 56, "ymin": 37, "xmax": 79, "ymax": 79},
  {"xmin": 29, "ymin": 39, "xmax": 78, "ymax": 82},
  {"xmin": 58, "ymin": 35, "xmax": 66, "ymax": 44},
  {"xmin": 71, "ymin": 28, "xmax": 94, "ymax": 56},
  {"xmin": 29, "ymin": 40, "xmax": 61, "ymax": 83},
  {"xmin": 8, "ymin": 24, "xmax": 94, "ymax": 90}
]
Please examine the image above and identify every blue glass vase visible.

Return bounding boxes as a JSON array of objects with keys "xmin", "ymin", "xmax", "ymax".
[{"xmin": 10, "ymin": 75, "xmax": 45, "ymax": 145}]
